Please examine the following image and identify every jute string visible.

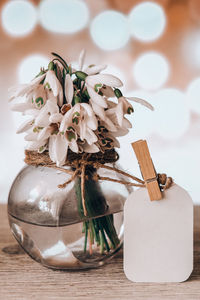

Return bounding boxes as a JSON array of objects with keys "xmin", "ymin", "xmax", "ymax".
[{"xmin": 25, "ymin": 149, "xmax": 173, "ymax": 216}]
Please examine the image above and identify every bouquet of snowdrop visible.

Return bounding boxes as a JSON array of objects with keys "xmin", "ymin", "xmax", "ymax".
[
  {"xmin": 10, "ymin": 50, "xmax": 152, "ymax": 166},
  {"xmin": 9, "ymin": 51, "xmax": 153, "ymax": 255}
]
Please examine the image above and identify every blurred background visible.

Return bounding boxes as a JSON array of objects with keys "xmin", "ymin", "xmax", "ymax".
[{"xmin": 0, "ymin": 0, "xmax": 200, "ymax": 204}]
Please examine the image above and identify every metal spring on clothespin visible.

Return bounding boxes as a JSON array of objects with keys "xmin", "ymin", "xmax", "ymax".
[{"xmin": 132, "ymin": 139, "xmax": 162, "ymax": 201}]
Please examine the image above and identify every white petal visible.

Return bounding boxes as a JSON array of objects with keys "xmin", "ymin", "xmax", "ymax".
[
  {"xmin": 80, "ymin": 103, "xmax": 93, "ymax": 116},
  {"xmin": 47, "ymin": 98, "xmax": 59, "ymax": 114},
  {"xmin": 69, "ymin": 140, "xmax": 79, "ymax": 153},
  {"xmin": 106, "ymin": 106, "xmax": 122, "ymax": 127},
  {"xmin": 32, "ymin": 85, "xmax": 47, "ymax": 106},
  {"xmin": 122, "ymin": 117, "xmax": 132, "ymax": 128},
  {"xmin": 59, "ymin": 112, "xmax": 71, "ymax": 132},
  {"xmin": 58, "ymin": 87, "xmax": 63, "ymax": 107},
  {"xmin": 116, "ymin": 101, "xmax": 124, "ymax": 127},
  {"xmin": 85, "ymin": 115, "xmax": 98, "ymax": 130},
  {"xmin": 24, "ymin": 109, "xmax": 40, "ymax": 117},
  {"xmin": 78, "ymin": 49, "xmax": 86, "ymax": 71},
  {"xmin": 87, "ymin": 86, "xmax": 107, "ymax": 108},
  {"xmin": 49, "ymin": 113, "xmax": 63, "ymax": 123},
  {"xmin": 82, "ymin": 142, "xmax": 99, "ymax": 153},
  {"xmin": 90, "ymin": 101, "xmax": 106, "ymax": 121},
  {"xmin": 35, "ymin": 106, "xmax": 50, "ymax": 127},
  {"xmin": 16, "ymin": 118, "xmax": 34, "ymax": 134},
  {"xmin": 49, "ymin": 135, "xmax": 56, "ymax": 163},
  {"xmin": 80, "ymin": 104, "xmax": 98, "ymax": 130},
  {"xmin": 65, "ymin": 74, "xmax": 74, "ymax": 104},
  {"xmin": 84, "ymin": 64, "xmax": 107, "ymax": 75},
  {"xmin": 103, "ymin": 117, "xmax": 117, "ymax": 132},
  {"xmin": 25, "ymin": 132, "xmax": 38, "ymax": 141},
  {"xmin": 9, "ymin": 84, "xmax": 32, "ymax": 101},
  {"xmin": 55, "ymin": 134, "xmax": 68, "ymax": 166},
  {"xmin": 31, "ymin": 73, "xmax": 46, "ymax": 85},
  {"xmin": 37, "ymin": 127, "xmax": 51, "ymax": 141},
  {"xmin": 86, "ymin": 74, "xmax": 123, "ymax": 88},
  {"xmin": 26, "ymin": 140, "xmax": 47, "ymax": 151},
  {"xmin": 84, "ymin": 129, "xmax": 98, "ymax": 145},
  {"xmin": 111, "ymin": 127, "xmax": 129, "ymax": 137},
  {"xmin": 79, "ymin": 120, "xmax": 86, "ymax": 141},
  {"xmin": 10, "ymin": 102, "xmax": 32, "ymax": 112},
  {"xmin": 126, "ymin": 97, "xmax": 154, "ymax": 111},
  {"xmin": 59, "ymin": 105, "xmax": 76, "ymax": 132},
  {"xmin": 45, "ymin": 70, "xmax": 62, "ymax": 97}
]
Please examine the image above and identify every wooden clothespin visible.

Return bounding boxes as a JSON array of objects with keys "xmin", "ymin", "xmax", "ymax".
[{"xmin": 132, "ymin": 139, "xmax": 162, "ymax": 201}]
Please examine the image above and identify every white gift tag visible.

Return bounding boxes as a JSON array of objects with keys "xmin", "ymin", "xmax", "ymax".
[{"xmin": 124, "ymin": 183, "xmax": 193, "ymax": 283}]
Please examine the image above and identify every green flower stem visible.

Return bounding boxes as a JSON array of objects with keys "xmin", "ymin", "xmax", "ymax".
[
  {"xmin": 84, "ymin": 221, "xmax": 88, "ymax": 253},
  {"xmin": 97, "ymin": 219, "xmax": 110, "ymax": 252},
  {"xmin": 92, "ymin": 219, "xmax": 100, "ymax": 245},
  {"xmin": 104, "ymin": 215, "xmax": 120, "ymax": 248},
  {"xmin": 89, "ymin": 220, "xmax": 94, "ymax": 244},
  {"xmin": 74, "ymin": 167, "xmax": 120, "ymax": 254},
  {"xmin": 100, "ymin": 231, "xmax": 104, "ymax": 254}
]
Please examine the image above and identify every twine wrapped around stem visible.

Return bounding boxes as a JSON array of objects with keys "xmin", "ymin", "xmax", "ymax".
[{"xmin": 25, "ymin": 149, "xmax": 173, "ymax": 216}]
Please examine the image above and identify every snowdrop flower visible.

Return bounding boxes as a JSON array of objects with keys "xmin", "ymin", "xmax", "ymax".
[
  {"xmin": 9, "ymin": 50, "xmax": 154, "ymax": 165},
  {"xmin": 44, "ymin": 70, "xmax": 63, "ymax": 107},
  {"xmin": 64, "ymin": 74, "xmax": 74, "ymax": 104},
  {"xmin": 105, "ymin": 106, "xmax": 131, "ymax": 137},
  {"xmin": 60, "ymin": 102, "xmax": 98, "ymax": 147},
  {"xmin": 74, "ymin": 73, "xmax": 123, "ymax": 123},
  {"xmin": 34, "ymin": 98, "xmax": 60, "ymax": 127},
  {"xmin": 16, "ymin": 117, "xmax": 35, "ymax": 134},
  {"xmin": 9, "ymin": 72, "xmax": 46, "ymax": 101},
  {"xmin": 78, "ymin": 49, "xmax": 86, "ymax": 71},
  {"xmin": 126, "ymin": 96, "xmax": 154, "ymax": 111},
  {"xmin": 106, "ymin": 97, "xmax": 133, "ymax": 128},
  {"xmin": 49, "ymin": 129, "xmax": 78, "ymax": 167},
  {"xmin": 78, "ymin": 49, "xmax": 107, "ymax": 76},
  {"xmin": 105, "ymin": 89, "xmax": 154, "ymax": 132},
  {"xmin": 10, "ymin": 85, "xmax": 48, "ymax": 113},
  {"xmin": 85, "ymin": 74, "xmax": 123, "ymax": 108},
  {"xmin": 16, "ymin": 97, "xmax": 62, "ymax": 139}
]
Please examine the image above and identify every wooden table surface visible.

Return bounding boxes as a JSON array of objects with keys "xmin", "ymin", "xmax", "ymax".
[{"xmin": 0, "ymin": 204, "xmax": 200, "ymax": 300}]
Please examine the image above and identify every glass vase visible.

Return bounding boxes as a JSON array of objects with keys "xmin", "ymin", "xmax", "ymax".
[{"xmin": 8, "ymin": 163, "xmax": 130, "ymax": 270}]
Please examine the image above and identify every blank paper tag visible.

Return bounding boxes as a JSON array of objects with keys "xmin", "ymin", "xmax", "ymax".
[{"xmin": 124, "ymin": 184, "xmax": 193, "ymax": 283}]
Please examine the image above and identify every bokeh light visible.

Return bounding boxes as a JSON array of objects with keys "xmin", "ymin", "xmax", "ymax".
[
  {"xmin": 186, "ymin": 77, "xmax": 200, "ymax": 114},
  {"xmin": 1, "ymin": 0, "xmax": 37, "ymax": 37},
  {"xmin": 152, "ymin": 140, "xmax": 200, "ymax": 204},
  {"xmin": 18, "ymin": 54, "xmax": 49, "ymax": 83},
  {"xmin": 90, "ymin": 10, "xmax": 130, "ymax": 51},
  {"xmin": 39, "ymin": 0, "xmax": 89, "ymax": 34},
  {"xmin": 182, "ymin": 31, "xmax": 200, "ymax": 68},
  {"xmin": 128, "ymin": 1, "xmax": 166, "ymax": 42},
  {"xmin": 152, "ymin": 88, "xmax": 190, "ymax": 139},
  {"xmin": 133, "ymin": 52, "xmax": 170, "ymax": 90}
]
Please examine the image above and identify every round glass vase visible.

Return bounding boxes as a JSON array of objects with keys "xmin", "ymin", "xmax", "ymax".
[{"xmin": 8, "ymin": 163, "xmax": 131, "ymax": 270}]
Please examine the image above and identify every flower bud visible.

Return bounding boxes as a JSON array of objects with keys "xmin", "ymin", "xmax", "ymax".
[
  {"xmin": 48, "ymin": 61, "xmax": 54, "ymax": 70},
  {"xmin": 75, "ymin": 71, "xmax": 88, "ymax": 80},
  {"xmin": 114, "ymin": 89, "xmax": 123, "ymax": 98}
]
